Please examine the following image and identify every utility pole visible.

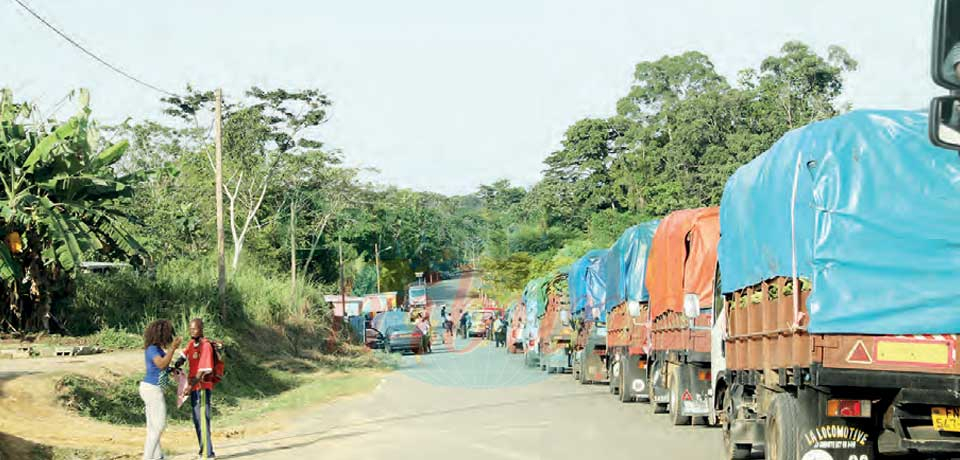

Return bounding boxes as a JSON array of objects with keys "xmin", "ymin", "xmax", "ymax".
[
  {"xmin": 338, "ymin": 235, "xmax": 346, "ymax": 318},
  {"xmin": 290, "ymin": 200, "xmax": 297, "ymax": 315},
  {"xmin": 215, "ymin": 89, "xmax": 226, "ymax": 321},
  {"xmin": 375, "ymin": 242, "xmax": 381, "ymax": 293}
]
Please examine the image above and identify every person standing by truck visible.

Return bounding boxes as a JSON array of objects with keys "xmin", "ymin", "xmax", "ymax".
[{"xmin": 181, "ymin": 318, "xmax": 216, "ymax": 460}]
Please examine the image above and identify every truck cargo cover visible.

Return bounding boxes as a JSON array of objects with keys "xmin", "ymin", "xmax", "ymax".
[
  {"xmin": 603, "ymin": 220, "xmax": 660, "ymax": 312},
  {"xmin": 719, "ymin": 110, "xmax": 960, "ymax": 334},
  {"xmin": 569, "ymin": 249, "xmax": 608, "ymax": 319},
  {"xmin": 585, "ymin": 250, "xmax": 608, "ymax": 322},
  {"xmin": 646, "ymin": 207, "xmax": 719, "ymax": 319}
]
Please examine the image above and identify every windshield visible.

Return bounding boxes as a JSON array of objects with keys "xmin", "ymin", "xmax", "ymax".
[{"xmin": 374, "ymin": 311, "xmax": 408, "ymax": 330}]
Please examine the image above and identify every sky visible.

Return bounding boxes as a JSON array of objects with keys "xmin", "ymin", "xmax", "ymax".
[{"xmin": 0, "ymin": 0, "xmax": 941, "ymax": 195}]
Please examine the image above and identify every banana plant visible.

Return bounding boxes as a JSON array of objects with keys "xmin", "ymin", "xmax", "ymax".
[{"xmin": 0, "ymin": 89, "xmax": 145, "ymax": 330}]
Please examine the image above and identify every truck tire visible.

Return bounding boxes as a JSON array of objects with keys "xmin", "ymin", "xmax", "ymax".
[
  {"xmin": 649, "ymin": 377, "xmax": 668, "ymax": 414},
  {"xmin": 669, "ymin": 371, "xmax": 692, "ymax": 425},
  {"xmin": 619, "ymin": 363, "xmax": 632, "ymax": 403},
  {"xmin": 765, "ymin": 392, "xmax": 800, "ymax": 460},
  {"xmin": 721, "ymin": 387, "xmax": 752, "ymax": 460},
  {"xmin": 580, "ymin": 356, "xmax": 591, "ymax": 384},
  {"xmin": 610, "ymin": 357, "xmax": 621, "ymax": 395}
]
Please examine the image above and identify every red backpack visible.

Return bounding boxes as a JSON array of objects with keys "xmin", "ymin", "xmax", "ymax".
[{"xmin": 207, "ymin": 339, "xmax": 225, "ymax": 385}]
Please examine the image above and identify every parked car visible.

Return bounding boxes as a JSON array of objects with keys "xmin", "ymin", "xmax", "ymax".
[{"xmin": 370, "ymin": 310, "xmax": 426, "ymax": 354}]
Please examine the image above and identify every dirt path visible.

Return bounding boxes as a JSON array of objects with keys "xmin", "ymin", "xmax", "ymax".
[
  {"xmin": 0, "ymin": 349, "xmax": 382, "ymax": 459},
  {"xmin": 0, "ymin": 350, "xmax": 202, "ymax": 458}
]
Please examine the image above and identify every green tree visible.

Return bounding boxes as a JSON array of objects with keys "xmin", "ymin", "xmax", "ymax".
[{"xmin": 0, "ymin": 90, "xmax": 145, "ymax": 331}]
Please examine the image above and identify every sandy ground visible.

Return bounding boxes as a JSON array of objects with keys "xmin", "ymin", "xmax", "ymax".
[{"xmin": 0, "ymin": 341, "xmax": 376, "ymax": 459}]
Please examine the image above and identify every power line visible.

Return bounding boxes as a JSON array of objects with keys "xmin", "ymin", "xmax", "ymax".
[{"xmin": 10, "ymin": 0, "xmax": 178, "ymax": 97}]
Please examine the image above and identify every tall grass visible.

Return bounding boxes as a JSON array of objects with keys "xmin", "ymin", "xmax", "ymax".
[
  {"xmin": 55, "ymin": 255, "xmax": 393, "ymax": 427},
  {"xmin": 66, "ymin": 256, "xmax": 327, "ymax": 337}
]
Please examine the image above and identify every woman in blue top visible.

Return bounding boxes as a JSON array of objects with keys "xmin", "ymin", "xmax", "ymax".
[{"xmin": 140, "ymin": 320, "xmax": 181, "ymax": 460}]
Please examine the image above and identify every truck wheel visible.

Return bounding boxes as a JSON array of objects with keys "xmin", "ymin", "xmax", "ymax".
[
  {"xmin": 610, "ymin": 358, "xmax": 620, "ymax": 395},
  {"xmin": 722, "ymin": 388, "xmax": 751, "ymax": 460},
  {"xmin": 580, "ymin": 357, "xmax": 591, "ymax": 384},
  {"xmin": 765, "ymin": 393, "xmax": 799, "ymax": 460},
  {"xmin": 619, "ymin": 363, "xmax": 632, "ymax": 403},
  {"xmin": 669, "ymin": 371, "xmax": 692, "ymax": 425}
]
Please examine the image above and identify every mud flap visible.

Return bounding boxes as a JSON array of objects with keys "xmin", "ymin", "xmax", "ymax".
[
  {"xmin": 795, "ymin": 388, "xmax": 873, "ymax": 460},
  {"xmin": 622, "ymin": 354, "xmax": 649, "ymax": 401},
  {"xmin": 678, "ymin": 364, "xmax": 711, "ymax": 417}
]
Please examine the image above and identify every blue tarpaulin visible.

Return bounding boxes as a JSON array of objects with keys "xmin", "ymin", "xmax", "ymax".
[
  {"xmin": 602, "ymin": 221, "xmax": 660, "ymax": 312},
  {"xmin": 569, "ymin": 250, "xmax": 607, "ymax": 317},
  {"xmin": 522, "ymin": 277, "xmax": 548, "ymax": 341},
  {"xmin": 719, "ymin": 109, "xmax": 960, "ymax": 334},
  {"xmin": 584, "ymin": 250, "xmax": 608, "ymax": 323}
]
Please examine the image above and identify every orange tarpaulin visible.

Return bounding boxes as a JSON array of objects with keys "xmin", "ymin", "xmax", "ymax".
[{"xmin": 645, "ymin": 207, "xmax": 720, "ymax": 319}]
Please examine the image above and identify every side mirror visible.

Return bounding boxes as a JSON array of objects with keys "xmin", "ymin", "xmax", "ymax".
[
  {"xmin": 929, "ymin": 96, "xmax": 960, "ymax": 150},
  {"xmin": 683, "ymin": 293, "xmax": 701, "ymax": 318},
  {"xmin": 932, "ymin": 0, "xmax": 960, "ymax": 90}
]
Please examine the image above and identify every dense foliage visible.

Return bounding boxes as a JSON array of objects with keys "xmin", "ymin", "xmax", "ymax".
[
  {"xmin": 479, "ymin": 42, "xmax": 857, "ymax": 301},
  {"xmin": 0, "ymin": 40, "xmax": 857, "ymax": 333}
]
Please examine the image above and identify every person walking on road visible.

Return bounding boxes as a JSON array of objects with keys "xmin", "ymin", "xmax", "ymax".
[
  {"xmin": 139, "ymin": 319, "xmax": 181, "ymax": 460},
  {"xmin": 416, "ymin": 314, "xmax": 432, "ymax": 353},
  {"xmin": 495, "ymin": 316, "xmax": 507, "ymax": 348},
  {"xmin": 181, "ymin": 318, "xmax": 217, "ymax": 459},
  {"xmin": 443, "ymin": 312, "xmax": 454, "ymax": 342}
]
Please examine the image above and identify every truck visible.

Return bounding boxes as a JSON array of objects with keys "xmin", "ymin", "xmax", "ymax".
[
  {"xmin": 537, "ymin": 273, "xmax": 572, "ymax": 373},
  {"xmin": 522, "ymin": 276, "xmax": 548, "ymax": 367},
  {"xmin": 569, "ymin": 249, "xmax": 610, "ymax": 384},
  {"xmin": 644, "ymin": 207, "xmax": 720, "ymax": 425},
  {"xmin": 713, "ymin": 110, "xmax": 960, "ymax": 460},
  {"xmin": 602, "ymin": 221, "xmax": 659, "ymax": 403}
]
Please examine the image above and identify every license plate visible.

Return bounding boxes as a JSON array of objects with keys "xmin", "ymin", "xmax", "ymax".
[{"xmin": 932, "ymin": 407, "xmax": 960, "ymax": 432}]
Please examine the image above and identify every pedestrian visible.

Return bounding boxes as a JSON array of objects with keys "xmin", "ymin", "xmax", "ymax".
[
  {"xmin": 140, "ymin": 319, "xmax": 181, "ymax": 460},
  {"xmin": 181, "ymin": 318, "xmax": 217, "ymax": 459},
  {"xmin": 443, "ymin": 312, "xmax": 453, "ymax": 338},
  {"xmin": 416, "ymin": 314, "xmax": 431, "ymax": 353},
  {"xmin": 459, "ymin": 312, "xmax": 468, "ymax": 339},
  {"xmin": 495, "ymin": 316, "xmax": 506, "ymax": 348},
  {"xmin": 465, "ymin": 313, "xmax": 473, "ymax": 339}
]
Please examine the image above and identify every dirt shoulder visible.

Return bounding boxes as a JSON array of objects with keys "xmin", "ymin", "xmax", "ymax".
[{"xmin": 0, "ymin": 350, "xmax": 385, "ymax": 459}]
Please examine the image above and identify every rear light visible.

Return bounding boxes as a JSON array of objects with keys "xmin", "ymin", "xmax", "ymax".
[
  {"xmin": 697, "ymin": 370, "xmax": 711, "ymax": 381},
  {"xmin": 637, "ymin": 360, "xmax": 647, "ymax": 369},
  {"xmin": 826, "ymin": 399, "xmax": 871, "ymax": 418}
]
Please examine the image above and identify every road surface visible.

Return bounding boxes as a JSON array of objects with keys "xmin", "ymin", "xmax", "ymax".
[{"xmin": 192, "ymin": 275, "xmax": 724, "ymax": 460}]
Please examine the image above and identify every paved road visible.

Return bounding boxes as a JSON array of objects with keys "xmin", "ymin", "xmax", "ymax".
[{"xmin": 203, "ymin": 276, "xmax": 724, "ymax": 460}]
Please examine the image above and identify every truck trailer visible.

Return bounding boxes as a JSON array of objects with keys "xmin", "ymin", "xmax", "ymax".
[
  {"xmin": 645, "ymin": 207, "xmax": 720, "ymax": 424},
  {"xmin": 569, "ymin": 249, "xmax": 610, "ymax": 384},
  {"xmin": 603, "ymin": 221, "xmax": 659, "ymax": 403},
  {"xmin": 714, "ymin": 110, "xmax": 960, "ymax": 460},
  {"xmin": 537, "ymin": 273, "xmax": 572, "ymax": 373}
]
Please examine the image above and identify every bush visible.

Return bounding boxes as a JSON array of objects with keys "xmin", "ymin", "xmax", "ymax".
[
  {"xmin": 93, "ymin": 327, "xmax": 142, "ymax": 350},
  {"xmin": 66, "ymin": 256, "xmax": 327, "ymax": 336}
]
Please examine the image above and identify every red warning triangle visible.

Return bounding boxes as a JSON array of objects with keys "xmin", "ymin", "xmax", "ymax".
[
  {"xmin": 681, "ymin": 389, "xmax": 693, "ymax": 401},
  {"xmin": 846, "ymin": 340, "xmax": 873, "ymax": 364}
]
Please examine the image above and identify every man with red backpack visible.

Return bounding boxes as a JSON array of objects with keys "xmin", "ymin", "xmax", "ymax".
[{"xmin": 180, "ymin": 318, "xmax": 221, "ymax": 459}]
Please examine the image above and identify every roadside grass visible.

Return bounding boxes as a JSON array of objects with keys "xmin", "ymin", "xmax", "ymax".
[
  {"xmin": 55, "ymin": 346, "xmax": 397, "ymax": 427},
  {"xmin": 215, "ymin": 370, "xmax": 383, "ymax": 427},
  {"xmin": 36, "ymin": 255, "xmax": 399, "ymax": 437}
]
